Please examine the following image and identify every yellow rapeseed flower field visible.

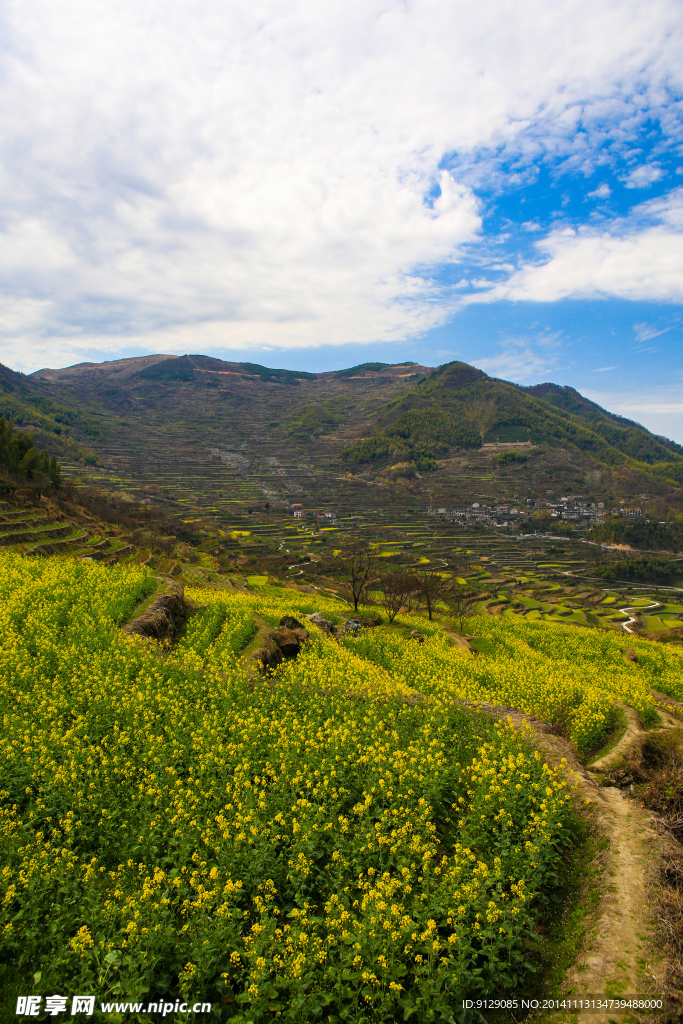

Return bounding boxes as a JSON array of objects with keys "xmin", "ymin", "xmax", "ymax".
[{"xmin": 1, "ymin": 555, "xmax": 680, "ymax": 1021}]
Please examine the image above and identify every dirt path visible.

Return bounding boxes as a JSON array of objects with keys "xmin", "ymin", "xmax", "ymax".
[
  {"xmin": 442, "ymin": 623, "xmax": 474, "ymax": 653},
  {"xmin": 554, "ymin": 786, "xmax": 667, "ymax": 1022},
  {"xmin": 475, "ymin": 700, "xmax": 680, "ymax": 1021},
  {"xmin": 590, "ymin": 703, "xmax": 682, "ymax": 773},
  {"xmin": 589, "ymin": 703, "xmax": 644, "ymax": 772}
]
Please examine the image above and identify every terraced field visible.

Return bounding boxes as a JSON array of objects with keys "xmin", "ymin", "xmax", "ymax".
[
  {"xmin": 4, "ymin": 554, "xmax": 683, "ymax": 1021},
  {"xmin": 0, "ymin": 501, "xmax": 143, "ymax": 566},
  {"xmin": 236, "ymin": 512, "xmax": 683, "ymax": 641},
  {"xmin": 1, "ymin": 483, "xmax": 680, "ymax": 645}
]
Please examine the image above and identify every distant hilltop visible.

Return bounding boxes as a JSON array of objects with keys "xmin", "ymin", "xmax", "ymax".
[{"xmin": 0, "ymin": 354, "xmax": 680, "ymax": 517}]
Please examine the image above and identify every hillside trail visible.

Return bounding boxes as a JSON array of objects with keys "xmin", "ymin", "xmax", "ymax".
[
  {"xmin": 441, "ymin": 622, "xmax": 474, "ymax": 653},
  {"xmin": 474, "ymin": 697, "xmax": 683, "ymax": 1022}
]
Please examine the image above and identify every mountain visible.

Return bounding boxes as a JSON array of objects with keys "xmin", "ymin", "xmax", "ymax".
[
  {"xmin": 20, "ymin": 354, "xmax": 683, "ymax": 517},
  {"xmin": 348, "ymin": 361, "xmax": 683, "ymax": 469},
  {"xmin": 0, "ymin": 361, "xmax": 103, "ymax": 467},
  {"xmin": 517, "ymin": 382, "xmax": 683, "ymax": 462},
  {"xmin": 28, "ymin": 354, "xmax": 430, "ymax": 512}
]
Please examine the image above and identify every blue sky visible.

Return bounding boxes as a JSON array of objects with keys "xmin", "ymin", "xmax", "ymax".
[{"xmin": 0, "ymin": 1, "xmax": 682, "ymax": 437}]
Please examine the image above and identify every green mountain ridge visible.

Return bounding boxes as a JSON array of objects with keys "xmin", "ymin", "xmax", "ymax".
[
  {"xmin": 0, "ymin": 361, "xmax": 102, "ymax": 466},
  {"xmin": 345, "ymin": 361, "xmax": 683, "ymax": 485},
  {"xmin": 0, "ymin": 352, "xmax": 674, "ymax": 517},
  {"xmin": 517, "ymin": 381, "xmax": 683, "ymax": 459}
]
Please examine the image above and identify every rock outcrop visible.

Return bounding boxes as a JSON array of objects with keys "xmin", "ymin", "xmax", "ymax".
[
  {"xmin": 272, "ymin": 626, "xmax": 306, "ymax": 657},
  {"xmin": 279, "ymin": 615, "xmax": 306, "ymax": 631},
  {"xmin": 123, "ymin": 581, "xmax": 186, "ymax": 642},
  {"xmin": 252, "ymin": 618, "xmax": 311, "ymax": 672},
  {"xmin": 306, "ymin": 611, "xmax": 336, "ymax": 633}
]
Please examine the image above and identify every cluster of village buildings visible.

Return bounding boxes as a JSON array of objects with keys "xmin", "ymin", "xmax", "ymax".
[
  {"xmin": 290, "ymin": 503, "xmax": 337, "ymax": 522},
  {"xmin": 428, "ymin": 495, "xmax": 617, "ymax": 529},
  {"xmin": 285, "ymin": 498, "xmax": 643, "ymax": 531}
]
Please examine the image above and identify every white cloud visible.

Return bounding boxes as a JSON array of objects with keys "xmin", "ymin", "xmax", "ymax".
[
  {"xmin": 480, "ymin": 188, "xmax": 683, "ymax": 304},
  {"xmin": 633, "ymin": 321, "xmax": 670, "ymax": 342},
  {"xmin": 622, "ymin": 164, "xmax": 665, "ymax": 188},
  {"xmin": 471, "ymin": 333, "xmax": 564, "ymax": 383},
  {"xmin": 0, "ymin": 0, "xmax": 682, "ymax": 368},
  {"xmin": 587, "ymin": 183, "xmax": 611, "ymax": 198},
  {"xmin": 583, "ymin": 389, "xmax": 683, "ymax": 443}
]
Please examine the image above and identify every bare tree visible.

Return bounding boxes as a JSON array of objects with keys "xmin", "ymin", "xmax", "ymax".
[
  {"xmin": 449, "ymin": 583, "xmax": 479, "ymax": 634},
  {"xmin": 402, "ymin": 574, "xmax": 424, "ymax": 614},
  {"xmin": 415, "ymin": 569, "xmax": 453, "ymax": 620},
  {"xmin": 334, "ymin": 539, "xmax": 379, "ymax": 612},
  {"xmin": 377, "ymin": 572, "xmax": 417, "ymax": 623}
]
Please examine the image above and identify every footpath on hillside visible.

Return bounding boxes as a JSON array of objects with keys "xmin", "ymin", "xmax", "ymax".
[{"xmin": 473, "ymin": 694, "xmax": 683, "ymax": 1023}]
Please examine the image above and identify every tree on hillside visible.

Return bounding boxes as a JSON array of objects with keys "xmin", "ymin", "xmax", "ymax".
[
  {"xmin": 0, "ymin": 417, "xmax": 62, "ymax": 488},
  {"xmin": 49, "ymin": 455, "xmax": 61, "ymax": 488},
  {"xmin": 377, "ymin": 572, "xmax": 419, "ymax": 623},
  {"xmin": 594, "ymin": 555, "xmax": 675, "ymax": 585},
  {"xmin": 590, "ymin": 515, "xmax": 683, "ymax": 553},
  {"xmin": 449, "ymin": 583, "xmax": 479, "ymax": 634},
  {"xmin": 401, "ymin": 573, "xmax": 424, "ymax": 614},
  {"xmin": 415, "ymin": 569, "xmax": 453, "ymax": 620},
  {"xmin": 334, "ymin": 539, "xmax": 380, "ymax": 612}
]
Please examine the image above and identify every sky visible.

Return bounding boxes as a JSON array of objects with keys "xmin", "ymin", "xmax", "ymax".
[{"xmin": 0, "ymin": 1, "xmax": 682, "ymax": 437}]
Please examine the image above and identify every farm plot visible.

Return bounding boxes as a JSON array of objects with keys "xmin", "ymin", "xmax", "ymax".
[
  {"xmin": 4, "ymin": 556, "xmax": 683, "ymax": 1020},
  {"xmin": 0, "ymin": 555, "xmax": 576, "ymax": 1021}
]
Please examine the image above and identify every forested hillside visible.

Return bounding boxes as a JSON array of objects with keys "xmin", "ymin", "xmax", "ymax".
[
  {"xmin": 0, "ymin": 418, "xmax": 61, "ymax": 488},
  {"xmin": 0, "ymin": 362, "xmax": 101, "ymax": 467},
  {"xmin": 7, "ymin": 353, "xmax": 679, "ymax": 519},
  {"xmin": 345, "ymin": 362, "xmax": 683, "ymax": 475}
]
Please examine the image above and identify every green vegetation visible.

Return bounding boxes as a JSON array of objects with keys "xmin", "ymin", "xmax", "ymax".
[
  {"xmin": 285, "ymin": 402, "xmax": 345, "ymax": 437},
  {"xmin": 547, "ymin": 521, "xmax": 575, "ymax": 537},
  {"xmin": 590, "ymin": 516, "xmax": 683, "ymax": 552},
  {"xmin": 135, "ymin": 356, "xmax": 198, "ymax": 382},
  {"xmin": 523, "ymin": 382, "xmax": 683, "ymax": 463},
  {"xmin": 495, "ymin": 449, "xmax": 528, "ymax": 465},
  {"xmin": 342, "ymin": 436, "xmax": 408, "ymax": 464},
  {"xmin": 335, "ymin": 361, "xmax": 416, "ymax": 378},
  {"xmin": 237, "ymin": 362, "xmax": 317, "ymax": 384},
  {"xmin": 648, "ymin": 460, "xmax": 683, "ymax": 485},
  {"xmin": 2, "ymin": 556, "xmax": 579, "ymax": 1021},
  {"xmin": 0, "ymin": 364, "xmax": 102, "ymax": 455},
  {"xmin": 342, "ymin": 436, "xmax": 450, "ymax": 470},
  {"xmin": 384, "ymin": 409, "xmax": 481, "ymax": 450},
  {"xmin": 372, "ymin": 361, "xmax": 683, "ymax": 480},
  {"xmin": 593, "ymin": 555, "xmax": 679, "ymax": 585},
  {"xmin": 0, "ymin": 418, "xmax": 61, "ymax": 487}
]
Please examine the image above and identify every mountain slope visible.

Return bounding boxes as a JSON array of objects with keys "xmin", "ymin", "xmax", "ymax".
[
  {"xmin": 0, "ymin": 362, "xmax": 103, "ymax": 466},
  {"xmin": 27, "ymin": 354, "xmax": 431, "ymax": 511},
  {"xmin": 19, "ymin": 353, "xmax": 683, "ymax": 516},
  {"xmin": 518, "ymin": 382, "xmax": 683, "ymax": 463},
  {"xmin": 345, "ymin": 361, "xmax": 683, "ymax": 476}
]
